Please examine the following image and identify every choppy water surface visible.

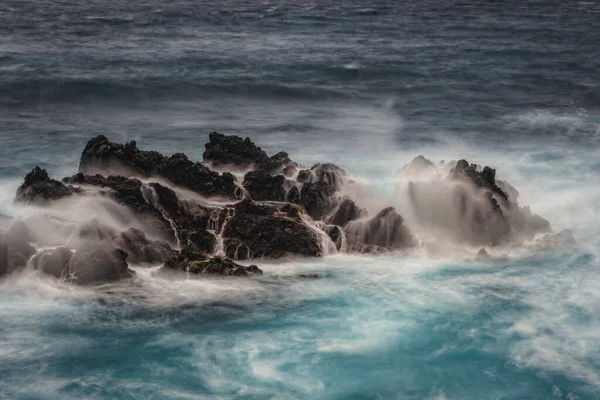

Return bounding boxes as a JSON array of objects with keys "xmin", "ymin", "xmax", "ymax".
[{"xmin": 1, "ymin": 1, "xmax": 600, "ymax": 399}]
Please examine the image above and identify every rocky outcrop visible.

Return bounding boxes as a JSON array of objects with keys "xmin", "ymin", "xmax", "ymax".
[
  {"xmin": 4, "ymin": 132, "xmax": 568, "ymax": 285},
  {"xmin": 15, "ymin": 167, "xmax": 78, "ymax": 204},
  {"xmin": 68, "ymin": 244, "xmax": 132, "ymax": 284},
  {"xmin": 346, "ymin": 207, "xmax": 415, "ymax": 252},
  {"xmin": 79, "ymin": 135, "xmax": 237, "ymax": 198},
  {"xmin": 222, "ymin": 199, "xmax": 321, "ymax": 259},
  {"xmin": 203, "ymin": 131, "xmax": 293, "ymax": 173}
]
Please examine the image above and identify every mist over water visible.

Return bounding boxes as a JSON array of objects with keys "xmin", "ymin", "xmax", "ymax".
[{"xmin": 2, "ymin": 1, "xmax": 600, "ymax": 399}]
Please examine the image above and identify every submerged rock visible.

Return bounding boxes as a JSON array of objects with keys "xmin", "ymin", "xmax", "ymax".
[
  {"xmin": 222, "ymin": 199, "xmax": 321, "ymax": 259},
  {"xmin": 79, "ymin": 135, "xmax": 237, "ymax": 198},
  {"xmin": 15, "ymin": 167, "xmax": 77, "ymax": 204},
  {"xmin": 298, "ymin": 274, "xmax": 320, "ymax": 279}
]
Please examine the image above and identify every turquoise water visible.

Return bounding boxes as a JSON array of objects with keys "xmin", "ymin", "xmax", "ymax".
[{"xmin": 1, "ymin": 1, "xmax": 600, "ymax": 399}]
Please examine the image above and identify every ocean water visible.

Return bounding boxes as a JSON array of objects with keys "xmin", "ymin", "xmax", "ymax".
[{"xmin": 1, "ymin": 1, "xmax": 600, "ymax": 399}]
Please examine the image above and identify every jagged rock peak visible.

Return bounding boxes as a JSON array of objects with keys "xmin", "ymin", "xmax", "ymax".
[{"xmin": 203, "ymin": 131, "xmax": 293, "ymax": 173}]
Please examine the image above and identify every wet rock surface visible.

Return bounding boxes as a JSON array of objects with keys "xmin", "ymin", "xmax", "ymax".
[
  {"xmin": 15, "ymin": 167, "xmax": 78, "ymax": 204},
  {"xmin": 222, "ymin": 199, "xmax": 321, "ymax": 259},
  {"xmin": 243, "ymin": 170, "xmax": 286, "ymax": 201},
  {"xmin": 203, "ymin": 131, "xmax": 292, "ymax": 173},
  {"xmin": 163, "ymin": 244, "xmax": 262, "ymax": 276}
]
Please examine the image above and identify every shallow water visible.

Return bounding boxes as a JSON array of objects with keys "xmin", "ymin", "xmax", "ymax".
[{"xmin": 1, "ymin": 1, "xmax": 600, "ymax": 399}]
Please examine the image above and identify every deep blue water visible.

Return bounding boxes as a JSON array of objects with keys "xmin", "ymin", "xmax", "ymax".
[{"xmin": 1, "ymin": 1, "xmax": 600, "ymax": 399}]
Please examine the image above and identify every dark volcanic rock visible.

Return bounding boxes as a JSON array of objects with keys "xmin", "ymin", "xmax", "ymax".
[
  {"xmin": 296, "ymin": 181, "xmax": 336, "ymax": 219},
  {"xmin": 327, "ymin": 199, "xmax": 364, "ymax": 227},
  {"xmin": 346, "ymin": 207, "xmax": 415, "ymax": 251},
  {"xmin": 163, "ymin": 244, "xmax": 262, "ymax": 276},
  {"xmin": 179, "ymin": 229, "xmax": 216, "ymax": 254},
  {"xmin": 31, "ymin": 247, "xmax": 73, "ymax": 279},
  {"xmin": 115, "ymin": 228, "xmax": 175, "ymax": 265},
  {"xmin": 203, "ymin": 132, "xmax": 292, "ymax": 173},
  {"xmin": 144, "ymin": 182, "xmax": 214, "ymax": 233},
  {"xmin": 79, "ymin": 135, "xmax": 237, "ymax": 198},
  {"xmin": 68, "ymin": 244, "xmax": 132, "ymax": 284},
  {"xmin": 15, "ymin": 167, "xmax": 77, "ymax": 204},
  {"xmin": 243, "ymin": 170, "xmax": 286, "ymax": 201},
  {"xmin": 64, "ymin": 174, "xmax": 177, "ymax": 243},
  {"xmin": 188, "ymin": 257, "xmax": 262, "ymax": 276},
  {"xmin": 222, "ymin": 199, "xmax": 321, "ymax": 259}
]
